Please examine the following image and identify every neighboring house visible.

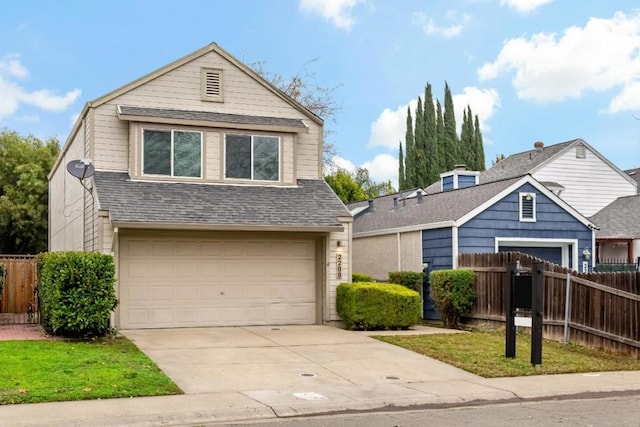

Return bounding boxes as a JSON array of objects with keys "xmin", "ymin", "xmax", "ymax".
[
  {"xmin": 589, "ymin": 195, "xmax": 640, "ymax": 267},
  {"xmin": 349, "ymin": 173, "xmax": 596, "ymax": 282},
  {"xmin": 426, "ymin": 139, "xmax": 638, "ymax": 217},
  {"xmin": 48, "ymin": 43, "xmax": 352, "ymax": 330},
  {"xmin": 626, "ymin": 167, "xmax": 640, "ymax": 189}
]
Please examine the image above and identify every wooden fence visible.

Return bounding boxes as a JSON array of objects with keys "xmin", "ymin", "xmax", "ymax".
[
  {"xmin": 0, "ymin": 255, "xmax": 38, "ymax": 324},
  {"xmin": 458, "ymin": 252, "xmax": 640, "ymax": 358}
]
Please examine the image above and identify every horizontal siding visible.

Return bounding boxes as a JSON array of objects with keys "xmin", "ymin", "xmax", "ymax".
[
  {"xmin": 328, "ymin": 222, "xmax": 351, "ymax": 321},
  {"xmin": 459, "ymin": 183, "xmax": 593, "ymax": 259},
  {"xmin": 535, "ymin": 145, "xmax": 637, "ymax": 216},
  {"xmin": 422, "ymin": 228, "xmax": 453, "ymax": 270}
]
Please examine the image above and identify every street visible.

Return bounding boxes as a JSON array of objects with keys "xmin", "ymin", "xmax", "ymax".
[{"xmin": 213, "ymin": 395, "xmax": 640, "ymax": 427}]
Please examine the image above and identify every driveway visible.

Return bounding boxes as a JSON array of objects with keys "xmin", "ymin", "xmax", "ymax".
[{"xmin": 122, "ymin": 325, "xmax": 478, "ymax": 398}]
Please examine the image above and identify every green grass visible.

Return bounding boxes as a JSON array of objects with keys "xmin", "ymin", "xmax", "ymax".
[
  {"xmin": 375, "ymin": 329, "xmax": 640, "ymax": 378},
  {"xmin": 0, "ymin": 337, "xmax": 182, "ymax": 405}
]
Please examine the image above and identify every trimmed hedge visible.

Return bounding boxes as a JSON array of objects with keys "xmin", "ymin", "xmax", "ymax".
[
  {"xmin": 38, "ymin": 252, "xmax": 118, "ymax": 337},
  {"xmin": 388, "ymin": 271, "xmax": 424, "ymax": 293},
  {"xmin": 352, "ymin": 272, "xmax": 373, "ymax": 282},
  {"xmin": 336, "ymin": 282, "xmax": 421, "ymax": 330},
  {"xmin": 430, "ymin": 269, "xmax": 476, "ymax": 329}
]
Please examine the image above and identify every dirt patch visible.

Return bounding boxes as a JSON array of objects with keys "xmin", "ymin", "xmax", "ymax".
[{"xmin": 0, "ymin": 324, "xmax": 51, "ymax": 341}]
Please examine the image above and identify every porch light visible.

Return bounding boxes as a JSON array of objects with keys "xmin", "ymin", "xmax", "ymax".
[{"xmin": 582, "ymin": 247, "xmax": 591, "ymax": 260}]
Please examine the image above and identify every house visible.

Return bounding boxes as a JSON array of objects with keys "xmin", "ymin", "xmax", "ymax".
[
  {"xmin": 48, "ymin": 43, "xmax": 352, "ymax": 330},
  {"xmin": 589, "ymin": 195, "xmax": 640, "ymax": 267},
  {"xmin": 626, "ymin": 167, "xmax": 640, "ymax": 188},
  {"xmin": 349, "ymin": 173, "xmax": 596, "ymax": 283},
  {"xmin": 425, "ymin": 139, "xmax": 638, "ymax": 217}
]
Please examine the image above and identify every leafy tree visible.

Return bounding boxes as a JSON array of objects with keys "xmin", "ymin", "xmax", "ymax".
[
  {"xmin": 423, "ymin": 84, "xmax": 438, "ymax": 185},
  {"xmin": 0, "ymin": 129, "xmax": 59, "ymax": 254},
  {"xmin": 404, "ymin": 107, "xmax": 415, "ymax": 188},
  {"xmin": 435, "ymin": 100, "xmax": 446, "ymax": 175},
  {"xmin": 473, "ymin": 115, "xmax": 486, "ymax": 170},
  {"xmin": 414, "ymin": 97, "xmax": 426, "ymax": 187},
  {"xmin": 398, "ymin": 141, "xmax": 405, "ymax": 191},
  {"xmin": 460, "ymin": 106, "xmax": 473, "ymax": 169},
  {"xmin": 443, "ymin": 82, "xmax": 459, "ymax": 171},
  {"xmin": 325, "ymin": 169, "xmax": 367, "ymax": 204},
  {"xmin": 354, "ymin": 167, "xmax": 395, "ymax": 199}
]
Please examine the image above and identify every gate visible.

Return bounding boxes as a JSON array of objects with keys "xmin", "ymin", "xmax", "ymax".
[{"xmin": 0, "ymin": 255, "xmax": 39, "ymax": 324}]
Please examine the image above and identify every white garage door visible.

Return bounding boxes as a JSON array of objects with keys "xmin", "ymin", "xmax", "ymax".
[{"xmin": 118, "ymin": 233, "xmax": 317, "ymax": 329}]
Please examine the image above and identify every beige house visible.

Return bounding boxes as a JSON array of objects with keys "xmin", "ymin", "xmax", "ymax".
[{"xmin": 48, "ymin": 43, "xmax": 352, "ymax": 329}]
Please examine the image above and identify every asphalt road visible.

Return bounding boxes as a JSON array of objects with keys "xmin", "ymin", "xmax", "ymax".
[{"xmin": 213, "ymin": 395, "xmax": 640, "ymax": 427}]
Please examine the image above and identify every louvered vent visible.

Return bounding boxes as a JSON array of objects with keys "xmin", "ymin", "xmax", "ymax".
[
  {"xmin": 576, "ymin": 144, "xmax": 586, "ymax": 159},
  {"xmin": 201, "ymin": 68, "xmax": 223, "ymax": 102},
  {"xmin": 520, "ymin": 193, "xmax": 536, "ymax": 222}
]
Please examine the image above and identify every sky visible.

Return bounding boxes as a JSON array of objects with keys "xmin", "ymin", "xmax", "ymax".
[{"xmin": 1, "ymin": 0, "xmax": 640, "ymax": 188}]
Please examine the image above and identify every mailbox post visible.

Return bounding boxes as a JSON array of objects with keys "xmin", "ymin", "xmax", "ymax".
[{"xmin": 505, "ymin": 261, "xmax": 544, "ymax": 365}]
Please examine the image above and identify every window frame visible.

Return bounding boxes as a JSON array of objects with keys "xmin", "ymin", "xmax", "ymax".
[
  {"xmin": 519, "ymin": 192, "xmax": 537, "ymax": 223},
  {"xmin": 223, "ymin": 133, "xmax": 281, "ymax": 182},
  {"xmin": 142, "ymin": 128, "xmax": 203, "ymax": 179}
]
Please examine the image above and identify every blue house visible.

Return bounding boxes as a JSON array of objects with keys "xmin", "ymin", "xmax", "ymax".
[{"xmin": 349, "ymin": 172, "xmax": 597, "ymax": 283}]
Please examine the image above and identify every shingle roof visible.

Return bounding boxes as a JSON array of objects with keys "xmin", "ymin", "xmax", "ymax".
[
  {"xmin": 626, "ymin": 167, "xmax": 640, "ymax": 186},
  {"xmin": 93, "ymin": 171, "xmax": 349, "ymax": 230},
  {"xmin": 589, "ymin": 195, "xmax": 640, "ymax": 239},
  {"xmin": 117, "ymin": 105, "xmax": 307, "ymax": 130},
  {"xmin": 348, "ymin": 177, "xmax": 522, "ymax": 234}
]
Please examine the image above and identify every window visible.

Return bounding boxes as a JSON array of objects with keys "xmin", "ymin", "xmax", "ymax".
[
  {"xmin": 225, "ymin": 134, "xmax": 279, "ymax": 181},
  {"xmin": 519, "ymin": 192, "xmax": 536, "ymax": 222},
  {"xmin": 201, "ymin": 68, "xmax": 223, "ymax": 102},
  {"xmin": 143, "ymin": 129, "xmax": 202, "ymax": 178}
]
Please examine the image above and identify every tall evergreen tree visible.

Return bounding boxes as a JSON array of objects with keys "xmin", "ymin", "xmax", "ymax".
[
  {"xmin": 398, "ymin": 141, "xmax": 406, "ymax": 190},
  {"xmin": 443, "ymin": 82, "xmax": 459, "ymax": 171},
  {"xmin": 459, "ymin": 106, "xmax": 472, "ymax": 169},
  {"xmin": 414, "ymin": 97, "xmax": 426, "ymax": 187},
  {"xmin": 435, "ymin": 99, "xmax": 446, "ymax": 175},
  {"xmin": 423, "ymin": 83, "xmax": 438, "ymax": 186},
  {"xmin": 404, "ymin": 107, "xmax": 415, "ymax": 187},
  {"xmin": 474, "ymin": 114, "xmax": 486, "ymax": 170}
]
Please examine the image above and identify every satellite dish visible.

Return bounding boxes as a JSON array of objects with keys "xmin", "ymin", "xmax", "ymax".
[{"xmin": 66, "ymin": 159, "xmax": 95, "ymax": 180}]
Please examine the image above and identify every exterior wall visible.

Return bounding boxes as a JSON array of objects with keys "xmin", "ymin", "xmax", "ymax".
[
  {"xmin": 534, "ymin": 145, "xmax": 637, "ymax": 217},
  {"xmin": 422, "ymin": 228, "xmax": 453, "ymax": 270},
  {"xmin": 327, "ymin": 220, "xmax": 352, "ymax": 321},
  {"xmin": 49, "ymin": 120, "xmax": 87, "ymax": 252},
  {"xmin": 458, "ymin": 182, "xmax": 593, "ymax": 268},
  {"xmin": 352, "ymin": 234, "xmax": 397, "ymax": 281},
  {"xmin": 92, "ymin": 49, "xmax": 321, "ymax": 180},
  {"xmin": 399, "ymin": 231, "xmax": 423, "ymax": 272}
]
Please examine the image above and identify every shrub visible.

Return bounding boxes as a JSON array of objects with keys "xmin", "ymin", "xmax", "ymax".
[
  {"xmin": 388, "ymin": 271, "xmax": 424, "ymax": 293},
  {"xmin": 38, "ymin": 252, "xmax": 118, "ymax": 337},
  {"xmin": 430, "ymin": 269, "xmax": 476, "ymax": 329},
  {"xmin": 352, "ymin": 272, "xmax": 372, "ymax": 282},
  {"xmin": 337, "ymin": 282, "xmax": 421, "ymax": 330}
]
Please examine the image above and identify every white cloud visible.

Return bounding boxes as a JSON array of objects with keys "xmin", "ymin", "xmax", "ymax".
[
  {"xmin": 361, "ymin": 154, "xmax": 398, "ymax": 186},
  {"xmin": 299, "ymin": 0, "xmax": 365, "ymax": 30},
  {"xmin": 0, "ymin": 55, "xmax": 81, "ymax": 119},
  {"xmin": 326, "ymin": 155, "xmax": 357, "ymax": 174},
  {"xmin": 500, "ymin": 0, "xmax": 554, "ymax": 14},
  {"xmin": 412, "ymin": 11, "xmax": 471, "ymax": 38},
  {"xmin": 368, "ymin": 86, "xmax": 499, "ymax": 150},
  {"xmin": 477, "ymin": 11, "xmax": 640, "ymax": 112}
]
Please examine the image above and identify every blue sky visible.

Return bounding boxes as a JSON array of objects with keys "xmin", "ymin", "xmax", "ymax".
[{"xmin": 1, "ymin": 0, "xmax": 640, "ymax": 187}]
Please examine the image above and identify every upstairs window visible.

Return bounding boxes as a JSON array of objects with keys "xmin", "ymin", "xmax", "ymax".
[
  {"xmin": 519, "ymin": 192, "xmax": 536, "ymax": 222},
  {"xmin": 143, "ymin": 129, "xmax": 202, "ymax": 178},
  {"xmin": 225, "ymin": 134, "xmax": 279, "ymax": 182}
]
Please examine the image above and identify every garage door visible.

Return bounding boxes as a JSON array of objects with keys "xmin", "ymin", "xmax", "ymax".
[{"xmin": 118, "ymin": 233, "xmax": 317, "ymax": 329}]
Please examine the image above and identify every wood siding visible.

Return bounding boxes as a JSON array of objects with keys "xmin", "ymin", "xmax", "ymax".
[
  {"xmin": 534, "ymin": 145, "xmax": 637, "ymax": 216},
  {"xmin": 327, "ymin": 221, "xmax": 352, "ymax": 321},
  {"xmin": 422, "ymin": 228, "xmax": 453, "ymax": 270},
  {"xmin": 91, "ymin": 49, "xmax": 321, "ymax": 180}
]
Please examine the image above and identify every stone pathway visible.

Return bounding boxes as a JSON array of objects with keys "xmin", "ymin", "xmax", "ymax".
[{"xmin": 0, "ymin": 323, "xmax": 49, "ymax": 341}]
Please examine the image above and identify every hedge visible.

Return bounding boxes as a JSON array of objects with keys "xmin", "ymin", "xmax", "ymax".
[
  {"xmin": 388, "ymin": 271, "xmax": 424, "ymax": 293},
  {"xmin": 430, "ymin": 269, "xmax": 475, "ymax": 329},
  {"xmin": 38, "ymin": 251, "xmax": 118, "ymax": 337},
  {"xmin": 352, "ymin": 272, "xmax": 372, "ymax": 282},
  {"xmin": 336, "ymin": 282, "xmax": 421, "ymax": 330}
]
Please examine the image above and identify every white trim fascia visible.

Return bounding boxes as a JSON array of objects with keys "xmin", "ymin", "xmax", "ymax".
[
  {"xmin": 112, "ymin": 222, "xmax": 344, "ymax": 233},
  {"xmin": 452, "ymin": 226, "xmax": 459, "ymax": 268},
  {"xmin": 353, "ymin": 221, "xmax": 456, "ymax": 238},
  {"xmin": 495, "ymin": 237, "xmax": 579, "ymax": 268},
  {"xmin": 591, "ymin": 233, "xmax": 596, "ymax": 270}
]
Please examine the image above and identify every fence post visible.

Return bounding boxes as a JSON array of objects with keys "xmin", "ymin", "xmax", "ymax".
[{"xmin": 563, "ymin": 272, "xmax": 572, "ymax": 344}]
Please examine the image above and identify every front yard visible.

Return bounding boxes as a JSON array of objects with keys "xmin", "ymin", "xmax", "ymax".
[{"xmin": 0, "ymin": 336, "xmax": 182, "ymax": 405}]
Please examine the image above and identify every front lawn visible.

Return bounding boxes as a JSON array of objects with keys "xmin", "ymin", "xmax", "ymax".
[
  {"xmin": 0, "ymin": 336, "xmax": 182, "ymax": 405},
  {"xmin": 375, "ymin": 329, "xmax": 640, "ymax": 378}
]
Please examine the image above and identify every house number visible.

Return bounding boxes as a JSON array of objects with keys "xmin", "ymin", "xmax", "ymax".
[{"xmin": 336, "ymin": 253, "xmax": 342, "ymax": 280}]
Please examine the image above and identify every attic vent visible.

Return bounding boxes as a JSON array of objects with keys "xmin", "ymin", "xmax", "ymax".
[
  {"xmin": 576, "ymin": 144, "xmax": 586, "ymax": 159},
  {"xmin": 201, "ymin": 68, "xmax": 224, "ymax": 102},
  {"xmin": 519, "ymin": 192, "xmax": 536, "ymax": 222}
]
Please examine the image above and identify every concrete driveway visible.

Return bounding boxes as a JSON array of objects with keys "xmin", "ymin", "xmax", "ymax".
[{"xmin": 122, "ymin": 325, "xmax": 479, "ymax": 398}]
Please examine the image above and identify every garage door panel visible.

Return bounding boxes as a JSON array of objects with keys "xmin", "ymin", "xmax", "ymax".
[{"xmin": 120, "ymin": 235, "xmax": 317, "ymax": 329}]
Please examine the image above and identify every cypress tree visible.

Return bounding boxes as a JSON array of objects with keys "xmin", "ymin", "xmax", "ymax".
[
  {"xmin": 414, "ymin": 96, "xmax": 426, "ymax": 187},
  {"xmin": 435, "ymin": 99, "xmax": 446, "ymax": 176},
  {"xmin": 460, "ymin": 105, "xmax": 475, "ymax": 169},
  {"xmin": 398, "ymin": 140, "xmax": 406, "ymax": 190},
  {"xmin": 404, "ymin": 107, "xmax": 415, "ymax": 187},
  {"xmin": 443, "ymin": 82, "xmax": 459, "ymax": 171},
  {"xmin": 474, "ymin": 114, "xmax": 485, "ymax": 171},
  {"xmin": 423, "ymin": 83, "xmax": 438, "ymax": 186}
]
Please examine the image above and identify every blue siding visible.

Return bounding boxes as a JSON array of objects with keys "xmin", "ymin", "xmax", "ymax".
[
  {"xmin": 442, "ymin": 176, "xmax": 454, "ymax": 191},
  {"xmin": 422, "ymin": 228, "xmax": 453, "ymax": 270},
  {"xmin": 458, "ymin": 174, "xmax": 476, "ymax": 189},
  {"xmin": 458, "ymin": 182, "xmax": 593, "ymax": 267}
]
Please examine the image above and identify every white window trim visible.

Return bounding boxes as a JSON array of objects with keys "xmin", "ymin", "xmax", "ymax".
[
  {"xmin": 141, "ymin": 128, "xmax": 203, "ymax": 179},
  {"xmin": 494, "ymin": 237, "xmax": 579, "ymax": 269},
  {"xmin": 223, "ymin": 133, "xmax": 281, "ymax": 182},
  {"xmin": 519, "ymin": 192, "xmax": 536, "ymax": 222}
]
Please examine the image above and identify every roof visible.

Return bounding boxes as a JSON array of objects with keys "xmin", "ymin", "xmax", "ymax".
[
  {"xmin": 93, "ymin": 171, "xmax": 350, "ymax": 231},
  {"xmin": 117, "ymin": 105, "xmax": 308, "ymax": 132},
  {"xmin": 349, "ymin": 177, "xmax": 522, "ymax": 234},
  {"xmin": 626, "ymin": 167, "xmax": 640, "ymax": 186},
  {"xmin": 589, "ymin": 195, "xmax": 640, "ymax": 239}
]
